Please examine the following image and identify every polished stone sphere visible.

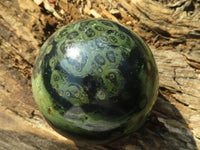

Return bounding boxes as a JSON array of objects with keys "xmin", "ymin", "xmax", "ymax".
[{"xmin": 32, "ymin": 19, "xmax": 159, "ymax": 144}]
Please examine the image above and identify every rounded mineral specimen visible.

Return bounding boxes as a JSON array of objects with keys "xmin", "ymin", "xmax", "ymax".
[{"xmin": 32, "ymin": 19, "xmax": 159, "ymax": 144}]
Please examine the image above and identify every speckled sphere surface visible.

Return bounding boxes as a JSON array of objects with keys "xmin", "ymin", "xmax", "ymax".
[{"xmin": 32, "ymin": 19, "xmax": 159, "ymax": 144}]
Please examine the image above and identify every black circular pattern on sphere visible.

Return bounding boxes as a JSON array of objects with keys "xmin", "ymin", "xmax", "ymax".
[{"xmin": 32, "ymin": 19, "xmax": 159, "ymax": 144}]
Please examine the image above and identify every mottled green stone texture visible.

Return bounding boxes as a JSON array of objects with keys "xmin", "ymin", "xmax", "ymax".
[{"xmin": 32, "ymin": 19, "xmax": 159, "ymax": 144}]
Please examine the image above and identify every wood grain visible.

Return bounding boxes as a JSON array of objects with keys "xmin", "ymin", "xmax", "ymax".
[{"xmin": 0, "ymin": 0, "xmax": 200, "ymax": 149}]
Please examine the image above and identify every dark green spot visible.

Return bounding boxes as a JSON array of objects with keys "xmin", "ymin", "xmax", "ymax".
[
  {"xmin": 95, "ymin": 26, "xmax": 106, "ymax": 31},
  {"xmin": 101, "ymin": 21, "xmax": 114, "ymax": 27},
  {"xmin": 106, "ymin": 51, "xmax": 116, "ymax": 63},
  {"xmin": 95, "ymin": 54, "xmax": 105, "ymax": 65},
  {"xmin": 117, "ymin": 33, "xmax": 126, "ymax": 40},
  {"xmin": 107, "ymin": 30, "xmax": 115, "ymax": 34},
  {"xmin": 79, "ymin": 21, "xmax": 90, "ymax": 31},
  {"xmin": 53, "ymin": 74, "xmax": 60, "ymax": 81},
  {"xmin": 106, "ymin": 72, "xmax": 116, "ymax": 83},
  {"xmin": 108, "ymin": 36, "xmax": 118, "ymax": 43},
  {"xmin": 67, "ymin": 31, "xmax": 79, "ymax": 40},
  {"xmin": 86, "ymin": 28, "xmax": 95, "ymax": 37}
]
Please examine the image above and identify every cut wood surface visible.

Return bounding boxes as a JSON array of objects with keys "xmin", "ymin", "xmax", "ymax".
[{"xmin": 0, "ymin": 0, "xmax": 200, "ymax": 149}]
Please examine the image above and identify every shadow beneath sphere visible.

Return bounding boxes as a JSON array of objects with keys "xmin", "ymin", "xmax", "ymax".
[{"xmin": 96, "ymin": 91, "xmax": 198, "ymax": 150}]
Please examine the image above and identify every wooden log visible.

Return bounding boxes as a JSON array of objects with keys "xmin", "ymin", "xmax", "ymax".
[{"xmin": 0, "ymin": 0, "xmax": 199, "ymax": 149}]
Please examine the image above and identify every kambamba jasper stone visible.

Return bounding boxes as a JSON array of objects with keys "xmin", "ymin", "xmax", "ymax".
[{"xmin": 32, "ymin": 19, "xmax": 159, "ymax": 144}]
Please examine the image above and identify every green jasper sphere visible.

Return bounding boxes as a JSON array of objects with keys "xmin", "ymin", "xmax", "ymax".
[{"xmin": 32, "ymin": 19, "xmax": 159, "ymax": 144}]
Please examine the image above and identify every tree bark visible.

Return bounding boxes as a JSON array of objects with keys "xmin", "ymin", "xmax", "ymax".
[{"xmin": 0, "ymin": 0, "xmax": 200, "ymax": 149}]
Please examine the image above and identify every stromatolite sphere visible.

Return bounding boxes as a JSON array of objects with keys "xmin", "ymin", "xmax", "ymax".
[{"xmin": 32, "ymin": 19, "xmax": 159, "ymax": 144}]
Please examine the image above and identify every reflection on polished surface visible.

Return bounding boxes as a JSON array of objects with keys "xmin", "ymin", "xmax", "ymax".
[
  {"xmin": 66, "ymin": 47, "xmax": 81, "ymax": 60},
  {"xmin": 32, "ymin": 19, "xmax": 159, "ymax": 144}
]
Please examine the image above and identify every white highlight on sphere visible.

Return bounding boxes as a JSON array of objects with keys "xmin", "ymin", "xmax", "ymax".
[{"xmin": 66, "ymin": 47, "xmax": 81, "ymax": 59}]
